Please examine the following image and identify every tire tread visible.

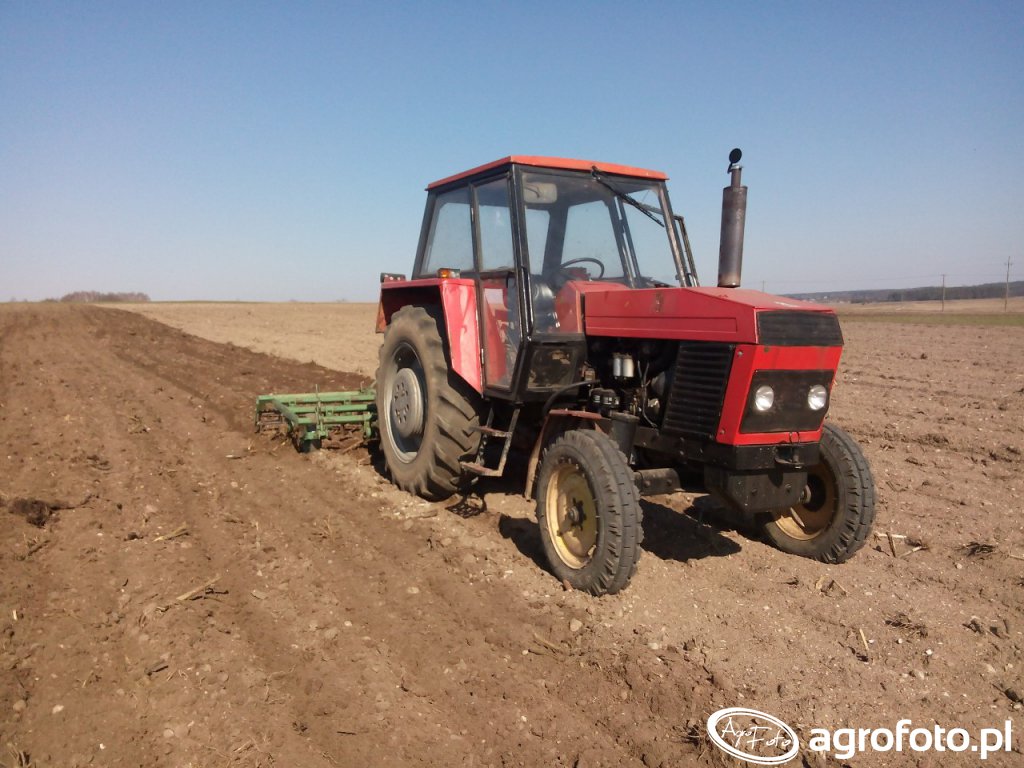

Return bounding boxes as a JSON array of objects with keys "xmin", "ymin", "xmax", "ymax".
[
  {"xmin": 763, "ymin": 422, "xmax": 875, "ymax": 563},
  {"xmin": 376, "ymin": 305, "xmax": 481, "ymax": 501},
  {"xmin": 536, "ymin": 429, "xmax": 643, "ymax": 596}
]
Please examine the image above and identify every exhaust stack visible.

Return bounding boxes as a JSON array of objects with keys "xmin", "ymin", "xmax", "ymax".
[{"xmin": 717, "ymin": 148, "xmax": 747, "ymax": 288}]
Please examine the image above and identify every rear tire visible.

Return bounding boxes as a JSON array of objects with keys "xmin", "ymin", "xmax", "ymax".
[
  {"xmin": 376, "ymin": 305, "xmax": 481, "ymax": 501},
  {"xmin": 536, "ymin": 429, "xmax": 643, "ymax": 595},
  {"xmin": 762, "ymin": 423, "xmax": 875, "ymax": 563}
]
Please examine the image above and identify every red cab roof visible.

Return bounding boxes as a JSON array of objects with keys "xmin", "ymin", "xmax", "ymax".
[{"xmin": 427, "ymin": 156, "xmax": 668, "ymax": 190}]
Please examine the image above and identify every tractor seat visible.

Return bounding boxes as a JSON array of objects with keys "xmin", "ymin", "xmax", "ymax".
[{"xmin": 530, "ymin": 276, "xmax": 561, "ymax": 332}]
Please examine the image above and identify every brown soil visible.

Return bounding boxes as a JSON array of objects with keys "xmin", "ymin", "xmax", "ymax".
[
  {"xmin": 2, "ymin": 303, "xmax": 1022, "ymax": 767},
  {"xmin": 120, "ymin": 302, "xmax": 381, "ymax": 378}
]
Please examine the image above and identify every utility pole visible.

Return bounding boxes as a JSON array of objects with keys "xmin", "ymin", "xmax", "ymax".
[
  {"xmin": 761, "ymin": 280, "xmax": 766, "ymax": 293},
  {"xmin": 941, "ymin": 273, "xmax": 946, "ymax": 312},
  {"xmin": 1006, "ymin": 258, "xmax": 1013, "ymax": 312}
]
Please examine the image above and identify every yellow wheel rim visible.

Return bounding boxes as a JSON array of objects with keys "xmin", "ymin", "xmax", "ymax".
[
  {"xmin": 545, "ymin": 461, "xmax": 598, "ymax": 569},
  {"xmin": 774, "ymin": 463, "xmax": 837, "ymax": 541}
]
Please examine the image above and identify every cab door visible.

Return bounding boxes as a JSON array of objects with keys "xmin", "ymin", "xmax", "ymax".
[{"xmin": 472, "ymin": 176, "xmax": 522, "ymax": 394}]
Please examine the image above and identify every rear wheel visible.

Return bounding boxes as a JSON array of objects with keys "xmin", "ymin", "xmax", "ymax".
[
  {"xmin": 762, "ymin": 423, "xmax": 875, "ymax": 562},
  {"xmin": 376, "ymin": 305, "xmax": 481, "ymax": 501},
  {"xmin": 536, "ymin": 429, "xmax": 643, "ymax": 595}
]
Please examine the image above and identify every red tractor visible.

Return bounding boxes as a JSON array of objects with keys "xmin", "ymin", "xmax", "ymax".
[{"xmin": 375, "ymin": 150, "xmax": 875, "ymax": 595}]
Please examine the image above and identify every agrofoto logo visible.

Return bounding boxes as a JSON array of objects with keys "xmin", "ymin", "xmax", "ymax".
[{"xmin": 706, "ymin": 708, "xmax": 799, "ymax": 765}]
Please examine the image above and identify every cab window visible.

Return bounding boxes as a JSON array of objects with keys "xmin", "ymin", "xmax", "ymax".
[
  {"xmin": 421, "ymin": 188, "xmax": 473, "ymax": 274},
  {"xmin": 475, "ymin": 178, "xmax": 514, "ymax": 271}
]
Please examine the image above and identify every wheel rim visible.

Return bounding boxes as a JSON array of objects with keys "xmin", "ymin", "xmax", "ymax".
[
  {"xmin": 384, "ymin": 342, "xmax": 426, "ymax": 463},
  {"xmin": 390, "ymin": 367, "xmax": 424, "ymax": 440},
  {"xmin": 774, "ymin": 463, "xmax": 837, "ymax": 541},
  {"xmin": 545, "ymin": 461, "xmax": 598, "ymax": 569}
]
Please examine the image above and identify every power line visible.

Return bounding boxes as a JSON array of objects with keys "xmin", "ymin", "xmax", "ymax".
[
  {"xmin": 749, "ymin": 271, "xmax": 1019, "ymax": 290},
  {"xmin": 1006, "ymin": 257, "xmax": 1014, "ymax": 312},
  {"xmin": 748, "ymin": 273, "xmax": 1013, "ymax": 287}
]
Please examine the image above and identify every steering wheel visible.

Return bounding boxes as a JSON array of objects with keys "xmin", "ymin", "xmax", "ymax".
[{"xmin": 558, "ymin": 257, "xmax": 606, "ymax": 282}]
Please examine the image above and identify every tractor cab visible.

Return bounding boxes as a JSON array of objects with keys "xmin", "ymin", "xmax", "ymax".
[{"xmin": 404, "ymin": 157, "xmax": 695, "ymax": 397}]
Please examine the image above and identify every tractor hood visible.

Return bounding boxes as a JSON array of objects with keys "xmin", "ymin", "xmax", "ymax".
[{"xmin": 582, "ymin": 286, "xmax": 843, "ymax": 346}]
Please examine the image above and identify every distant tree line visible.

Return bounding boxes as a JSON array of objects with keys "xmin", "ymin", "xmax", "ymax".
[
  {"xmin": 54, "ymin": 291, "xmax": 151, "ymax": 303},
  {"xmin": 789, "ymin": 281, "xmax": 1024, "ymax": 304}
]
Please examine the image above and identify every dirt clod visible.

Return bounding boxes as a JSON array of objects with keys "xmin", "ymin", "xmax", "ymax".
[{"xmin": 8, "ymin": 498, "xmax": 53, "ymax": 527}]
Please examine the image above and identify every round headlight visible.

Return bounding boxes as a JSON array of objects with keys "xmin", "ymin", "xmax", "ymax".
[
  {"xmin": 808, "ymin": 384, "xmax": 828, "ymax": 411},
  {"xmin": 753, "ymin": 385, "xmax": 775, "ymax": 411}
]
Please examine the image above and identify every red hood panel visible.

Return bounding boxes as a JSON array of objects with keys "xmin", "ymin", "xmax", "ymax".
[{"xmin": 583, "ymin": 287, "xmax": 835, "ymax": 343}]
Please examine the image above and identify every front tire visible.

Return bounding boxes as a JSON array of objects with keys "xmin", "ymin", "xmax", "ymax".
[
  {"xmin": 536, "ymin": 429, "xmax": 643, "ymax": 595},
  {"xmin": 376, "ymin": 305, "xmax": 481, "ymax": 501},
  {"xmin": 762, "ymin": 423, "xmax": 875, "ymax": 562}
]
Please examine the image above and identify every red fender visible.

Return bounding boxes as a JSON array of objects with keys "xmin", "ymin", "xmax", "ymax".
[
  {"xmin": 523, "ymin": 409, "xmax": 604, "ymax": 500},
  {"xmin": 377, "ymin": 278, "xmax": 483, "ymax": 393}
]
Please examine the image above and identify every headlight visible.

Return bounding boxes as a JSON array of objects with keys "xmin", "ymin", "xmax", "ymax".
[
  {"xmin": 753, "ymin": 385, "xmax": 775, "ymax": 411},
  {"xmin": 741, "ymin": 370, "xmax": 833, "ymax": 434},
  {"xmin": 807, "ymin": 384, "xmax": 828, "ymax": 411}
]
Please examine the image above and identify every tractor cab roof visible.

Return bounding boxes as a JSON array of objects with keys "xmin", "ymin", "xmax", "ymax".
[{"xmin": 427, "ymin": 156, "xmax": 668, "ymax": 190}]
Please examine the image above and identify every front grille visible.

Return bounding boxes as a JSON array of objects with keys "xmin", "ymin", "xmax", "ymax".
[
  {"xmin": 757, "ymin": 311, "xmax": 843, "ymax": 346},
  {"xmin": 661, "ymin": 342, "xmax": 734, "ymax": 438}
]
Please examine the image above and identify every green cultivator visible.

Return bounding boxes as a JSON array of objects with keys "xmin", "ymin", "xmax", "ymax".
[{"xmin": 255, "ymin": 388, "xmax": 377, "ymax": 450}]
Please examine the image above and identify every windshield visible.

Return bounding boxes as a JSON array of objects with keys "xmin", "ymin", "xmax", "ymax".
[{"xmin": 520, "ymin": 169, "xmax": 683, "ymax": 287}]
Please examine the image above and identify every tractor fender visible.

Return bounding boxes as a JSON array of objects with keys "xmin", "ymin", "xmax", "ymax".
[
  {"xmin": 523, "ymin": 409, "xmax": 604, "ymax": 500},
  {"xmin": 377, "ymin": 279, "xmax": 482, "ymax": 393}
]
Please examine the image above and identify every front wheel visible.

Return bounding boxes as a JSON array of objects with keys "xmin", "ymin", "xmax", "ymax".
[
  {"xmin": 536, "ymin": 429, "xmax": 643, "ymax": 595},
  {"xmin": 762, "ymin": 423, "xmax": 875, "ymax": 563}
]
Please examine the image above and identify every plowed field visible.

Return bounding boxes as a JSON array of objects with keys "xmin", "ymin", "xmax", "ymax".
[{"xmin": 2, "ymin": 302, "xmax": 1022, "ymax": 767}]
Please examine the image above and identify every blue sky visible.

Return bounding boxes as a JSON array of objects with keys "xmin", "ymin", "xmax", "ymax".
[{"xmin": 2, "ymin": 1, "xmax": 1021, "ymax": 301}]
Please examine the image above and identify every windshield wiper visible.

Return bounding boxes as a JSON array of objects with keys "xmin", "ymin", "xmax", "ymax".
[{"xmin": 590, "ymin": 167, "xmax": 664, "ymax": 228}]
